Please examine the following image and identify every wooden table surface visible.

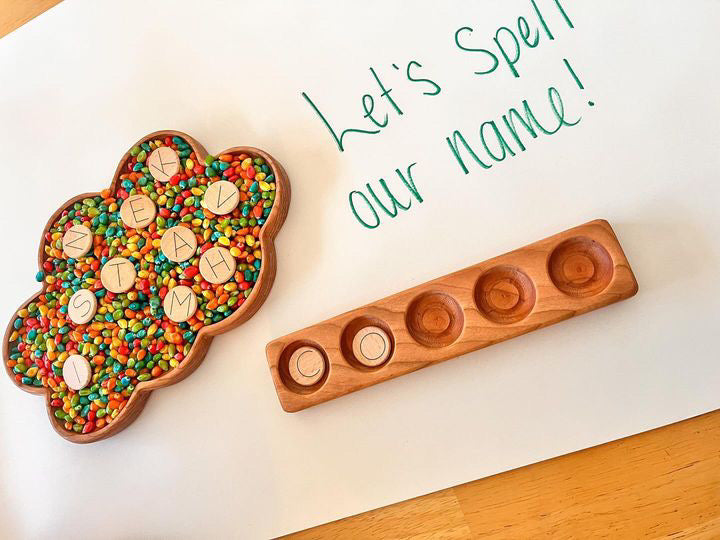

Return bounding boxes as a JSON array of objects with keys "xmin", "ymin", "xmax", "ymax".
[
  {"xmin": 3, "ymin": 4, "xmax": 718, "ymax": 539},
  {"xmin": 285, "ymin": 411, "xmax": 720, "ymax": 539}
]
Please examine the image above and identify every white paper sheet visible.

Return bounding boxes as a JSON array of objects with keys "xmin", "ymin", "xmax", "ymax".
[{"xmin": 1, "ymin": 1, "xmax": 719, "ymax": 537}]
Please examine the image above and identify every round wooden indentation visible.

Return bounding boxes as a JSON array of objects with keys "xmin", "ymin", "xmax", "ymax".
[
  {"xmin": 163, "ymin": 285, "xmax": 198, "ymax": 323},
  {"xmin": 352, "ymin": 326, "xmax": 391, "ymax": 367},
  {"xmin": 548, "ymin": 236, "xmax": 614, "ymax": 297},
  {"xmin": 160, "ymin": 226, "xmax": 198, "ymax": 263},
  {"xmin": 119, "ymin": 194, "xmax": 156, "ymax": 230},
  {"xmin": 340, "ymin": 317, "xmax": 395, "ymax": 370},
  {"xmin": 288, "ymin": 346, "xmax": 326, "ymax": 386},
  {"xmin": 204, "ymin": 181, "xmax": 240, "ymax": 216},
  {"xmin": 562, "ymin": 253, "xmax": 595, "ymax": 285},
  {"xmin": 62, "ymin": 224, "xmax": 93, "ymax": 259},
  {"xmin": 100, "ymin": 257, "xmax": 137, "ymax": 293},
  {"xmin": 475, "ymin": 266, "xmax": 536, "ymax": 324},
  {"xmin": 147, "ymin": 146, "xmax": 180, "ymax": 183},
  {"xmin": 199, "ymin": 247, "xmax": 236, "ymax": 284},
  {"xmin": 487, "ymin": 280, "xmax": 520, "ymax": 310},
  {"xmin": 68, "ymin": 289, "xmax": 98, "ymax": 325},
  {"xmin": 62, "ymin": 354, "xmax": 92, "ymax": 391},
  {"xmin": 406, "ymin": 292, "xmax": 464, "ymax": 348},
  {"xmin": 421, "ymin": 307, "xmax": 451, "ymax": 334}
]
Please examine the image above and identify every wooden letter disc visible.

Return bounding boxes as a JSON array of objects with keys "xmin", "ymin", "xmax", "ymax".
[
  {"xmin": 62, "ymin": 224, "xmax": 93, "ymax": 259},
  {"xmin": 63, "ymin": 354, "xmax": 92, "ymax": 391},
  {"xmin": 199, "ymin": 247, "xmax": 236, "ymax": 284},
  {"xmin": 147, "ymin": 146, "xmax": 180, "ymax": 183},
  {"xmin": 119, "ymin": 194, "xmax": 156, "ymax": 230},
  {"xmin": 68, "ymin": 289, "xmax": 98, "ymax": 325},
  {"xmin": 204, "ymin": 181, "xmax": 240, "ymax": 215},
  {"xmin": 100, "ymin": 257, "xmax": 137, "ymax": 293},
  {"xmin": 352, "ymin": 326, "xmax": 392, "ymax": 367},
  {"xmin": 160, "ymin": 226, "xmax": 198, "ymax": 263},
  {"xmin": 288, "ymin": 346, "xmax": 326, "ymax": 386},
  {"xmin": 163, "ymin": 286, "xmax": 198, "ymax": 323}
]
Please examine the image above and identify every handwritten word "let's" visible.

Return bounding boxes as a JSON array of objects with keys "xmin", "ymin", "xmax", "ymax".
[{"xmin": 301, "ymin": 61, "xmax": 441, "ymax": 153}]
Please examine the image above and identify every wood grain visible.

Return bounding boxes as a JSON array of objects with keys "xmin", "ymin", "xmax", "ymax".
[
  {"xmin": 286, "ymin": 489, "xmax": 472, "ymax": 540},
  {"xmin": 0, "ymin": 0, "xmax": 62, "ymax": 38},
  {"xmin": 267, "ymin": 220, "xmax": 638, "ymax": 412},
  {"xmin": 284, "ymin": 409, "xmax": 720, "ymax": 539}
]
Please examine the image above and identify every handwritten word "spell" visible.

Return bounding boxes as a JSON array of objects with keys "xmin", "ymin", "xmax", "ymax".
[{"xmin": 455, "ymin": 0, "xmax": 573, "ymax": 79}]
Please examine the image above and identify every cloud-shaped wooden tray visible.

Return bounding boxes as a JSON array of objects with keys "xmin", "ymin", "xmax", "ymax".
[{"xmin": 3, "ymin": 130, "xmax": 290, "ymax": 443}]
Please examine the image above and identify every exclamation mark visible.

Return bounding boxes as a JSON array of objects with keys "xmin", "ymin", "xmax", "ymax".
[{"xmin": 563, "ymin": 58, "xmax": 594, "ymax": 107}]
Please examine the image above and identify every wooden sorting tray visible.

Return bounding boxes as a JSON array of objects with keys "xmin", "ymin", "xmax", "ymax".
[
  {"xmin": 4, "ymin": 130, "xmax": 290, "ymax": 443},
  {"xmin": 266, "ymin": 219, "xmax": 638, "ymax": 412}
]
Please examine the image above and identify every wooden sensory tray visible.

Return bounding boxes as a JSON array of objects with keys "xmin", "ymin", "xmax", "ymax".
[
  {"xmin": 3, "ymin": 130, "xmax": 290, "ymax": 443},
  {"xmin": 266, "ymin": 219, "xmax": 638, "ymax": 412}
]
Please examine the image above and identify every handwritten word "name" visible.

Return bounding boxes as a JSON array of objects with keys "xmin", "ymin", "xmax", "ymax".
[{"xmin": 446, "ymin": 86, "xmax": 580, "ymax": 174}]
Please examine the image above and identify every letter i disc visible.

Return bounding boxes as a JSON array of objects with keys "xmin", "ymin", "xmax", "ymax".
[{"xmin": 62, "ymin": 354, "xmax": 92, "ymax": 391}]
